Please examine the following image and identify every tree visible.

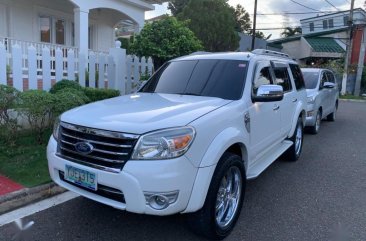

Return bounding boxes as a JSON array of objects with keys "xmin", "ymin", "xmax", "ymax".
[
  {"xmin": 281, "ymin": 26, "xmax": 302, "ymax": 38},
  {"xmin": 248, "ymin": 30, "xmax": 271, "ymax": 40},
  {"xmin": 233, "ymin": 4, "xmax": 251, "ymax": 33},
  {"xmin": 168, "ymin": 0, "xmax": 190, "ymax": 16},
  {"xmin": 178, "ymin": 0, "xmax": 239, "ymax": 52},
  {"xmin": 130, "ymin": 16, "xmax": 202, "ymax": 69}
]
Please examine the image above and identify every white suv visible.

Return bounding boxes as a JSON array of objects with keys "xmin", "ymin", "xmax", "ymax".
[{"xmin": 48, "ymin": 50, "xmax": 307, "ymax": 239}]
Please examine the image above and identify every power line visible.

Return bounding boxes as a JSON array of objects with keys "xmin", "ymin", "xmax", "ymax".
[
  {"xmin": 289, "ymin": 0, "xmax": 327, "ymax": 13},
  {"xmin": 249, "ymin": 10, "xmax": 339, "ymax": 16},
  {"xmin": 325, "ymin": 0, "xmax": 341, "ymax": 11}
]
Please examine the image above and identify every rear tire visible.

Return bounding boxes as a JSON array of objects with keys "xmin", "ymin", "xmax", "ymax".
[
  {"xmin": 185, "ymin": 153, "xmax": 245, "ymax": 240},
  {"xmin": 309, "ymin": 110, "xmax": 321, "ymax": 135},
  {"xmin": 284, "ymin": 117, "xmax": 303, "ymax": 162}
]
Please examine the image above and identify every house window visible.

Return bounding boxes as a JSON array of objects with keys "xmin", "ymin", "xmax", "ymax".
[
  {"xmin": 323, "ymin": 20, "xmax": 328, "ymax": 29},
  {"xmin": 328, "ymin": 19, "xmax": 334, "ymax": 28},
  {"xmin": 309, "ymin": 22, "xmax": 314, "ymax": 32},
  {"xmin": 40, "ymin": 17, "xmax": 51, "ymax": 43},
  {"xmin": 55, "ymin": 19, "xmax": 65, "ymax": 45},
  {"xmin": 39, "ymin": 16, "xmax": 66, "ymax": 45},
  {"xmin": 344, "ymin": 16, "xmax": 349, "ymax": 26}
]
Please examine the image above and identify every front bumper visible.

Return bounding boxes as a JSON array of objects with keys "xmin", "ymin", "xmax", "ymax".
[
  {"xmin": 305, "ymin": 104, "xmax": 316, "ymax": 126},
  {"xmin": 47, "ymin": 137, "xmax": 199, "ymax": 216}
]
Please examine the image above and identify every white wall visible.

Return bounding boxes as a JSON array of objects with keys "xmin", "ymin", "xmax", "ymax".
[{"xmin": 0, "ymin": 3, "xmax": 6, "ymax": 37}]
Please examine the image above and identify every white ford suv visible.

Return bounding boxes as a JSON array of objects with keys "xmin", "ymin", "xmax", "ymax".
[{"xmin": 48, "ymin": 50, "xmax": 307, "ymax": 239}]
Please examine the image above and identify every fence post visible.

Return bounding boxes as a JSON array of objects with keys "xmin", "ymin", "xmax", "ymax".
[
  {"xmin": 55, "ymin": 48, "xmax": 63, "ymax": 82},
  {"xmin": 0, "ymin": 42, "xmax": 6, "ymax": 85},
  {"xmin": 126, "ymin": 55, "xmax": 132, "ymax": 94},
  {"xmin": 107, "ymin": 55, "xmax": 115, "ymax": 89},
  {"xmin": 109, "ymin": 40, "xmax": 126, "ymax": 94},
  {"xmin": 89, "ymin": 52, "xmax": 96, "ymax": 88},
  {"xmin": 98, "ymin": 54, "xmax": 105, "ymax": 89},
  {"xmin": 67, "ymin": 49, "xmax": 75, "ymax": 81},
  {"xmin": 42, "ymin": 46, "xmax": 51, "ymax": 90},
  {"xmin": 28, "ymin": 45, "xmax": 37, "ymax": 90},
  {"xmin": 78, "ymin": 53, "xmax": 86, "ymax": 87},
  {"xmin": 141, "ymin": 56, "xmax": 147, "ymax": 76},
  {"xmin": 133, "ymin": 56, "xmax": 140, "ymax": 87},
  {"xmin": 147, "ymin": 57, "xmax": 153, "ymax": 76},
  {"xmin": 12, "ymin": 44, "xmax": 22, "ymax": 91}
]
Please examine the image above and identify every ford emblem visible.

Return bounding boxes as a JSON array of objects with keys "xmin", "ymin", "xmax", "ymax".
[{"xmin": 75, "ymin": 142, "xmax": 94, "ymax": 155}]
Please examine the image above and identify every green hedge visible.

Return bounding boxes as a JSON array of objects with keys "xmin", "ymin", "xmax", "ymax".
[
  {"xmin": 49, "ymin": 79, "xmax": 83, "ymax": 94},
  {"xmin": 83, "ymin": 87, "xmax": 120, "ymax": 102}
]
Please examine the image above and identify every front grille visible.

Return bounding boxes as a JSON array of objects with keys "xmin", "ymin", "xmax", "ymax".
[
  {"xmin": 58, "ymin": 122, "xmax": 139, "ymax": 171},
  {"xmin": 59, "ymin": 171, "xmax": 125, "ymax": 203}
]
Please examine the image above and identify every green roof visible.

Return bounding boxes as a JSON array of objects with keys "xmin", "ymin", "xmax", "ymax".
[{"xmin": 305, "ymin": 37, "xmax": 345, "ymax": 53}]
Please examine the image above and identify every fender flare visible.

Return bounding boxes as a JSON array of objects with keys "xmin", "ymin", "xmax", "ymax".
[
  {"xmin": 289, "ymin": 103, "xmax": 306, "ymax": 138},
  {"xmin": 183, "ymin": 127, "xmax": 248, "ymax": 213}
]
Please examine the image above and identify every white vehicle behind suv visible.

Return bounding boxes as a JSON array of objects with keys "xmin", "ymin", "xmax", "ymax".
[{"xmin": 48, "ymin": 50, "xmax": 307, "ymax": 239}]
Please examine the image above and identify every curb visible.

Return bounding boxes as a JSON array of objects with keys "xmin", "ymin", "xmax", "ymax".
[
  {"xmin": 340, "ymin": 98, "xmax": 366, "ymax": 103},
  {"xmin": 0, "ymin": 182, "xmax": 66, "ymax": 215}
]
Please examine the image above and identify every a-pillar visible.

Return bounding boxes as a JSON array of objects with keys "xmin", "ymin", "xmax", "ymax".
[{"xmin": 74, "ymin": 8, "xmax": 89, "ymax": 56}]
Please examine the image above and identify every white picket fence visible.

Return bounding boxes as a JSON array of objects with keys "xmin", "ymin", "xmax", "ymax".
[{"xmin": 0, "ymin": 38, "xmax": 153, "ymax": 94}]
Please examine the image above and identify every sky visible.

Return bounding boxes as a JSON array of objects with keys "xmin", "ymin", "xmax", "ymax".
[{"xmin": 145, "ymin": 0, "xmax": 365, "ymax": 39}]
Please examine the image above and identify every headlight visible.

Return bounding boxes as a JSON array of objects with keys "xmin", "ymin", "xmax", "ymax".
[
  {"xmin": 53, "ymin": 118, "xmax": 60, "ymax": 141},
  {"xmin": 307, "ymin": 96, "xmax": 315, "ymax": 103},
  {"xmin": 132, "ymin": 127, "xmax": 196, "ymax": 160}
]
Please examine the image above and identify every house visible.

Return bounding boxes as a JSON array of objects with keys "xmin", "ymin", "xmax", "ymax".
[
  {"xmin": 238, "ymin": 33, "xmax": 282, "ymax": 52},
  {"xmin": 0, "ymin": 0, "xmax": 163, "ymax": 55},
  {"xmin": 269, "ymin": 8, "xmax": 366, "ymax": 66}
]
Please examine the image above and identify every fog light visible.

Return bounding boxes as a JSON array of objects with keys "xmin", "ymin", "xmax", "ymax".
[{"xmin": 144, "ymin": 191, "xmax": 179, "ymax": 210}]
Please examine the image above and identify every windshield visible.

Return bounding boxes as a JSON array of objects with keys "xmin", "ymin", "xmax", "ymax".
[
  {"xmin": 140, "ymin": 59, "xmax": 248, "ymax": 100},
  {"xmin": 302, "ymin": 71, "xmax": 320, "ymax": 89}
]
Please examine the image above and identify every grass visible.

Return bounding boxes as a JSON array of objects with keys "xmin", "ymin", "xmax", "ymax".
[
  {"xmin": 0, "ymin": 129, "xmax": 52, "ymax": 187},
  {"xmin": 340, "ymin": 94, "xmax": 366, "ymax": 100}
]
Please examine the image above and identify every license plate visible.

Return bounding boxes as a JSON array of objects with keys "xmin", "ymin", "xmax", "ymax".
[{"xmin": 65, "ymin": 165, "xmax": 97, "ymax": 191}]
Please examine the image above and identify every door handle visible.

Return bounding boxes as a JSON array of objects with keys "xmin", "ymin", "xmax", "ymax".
[
  {"xmin": 273, "ymin": 104, "xmax": 280, "ymax": 111},
  {"xmin": 292, "ymin": 98, "xmax": 298, "ymax": 103}
]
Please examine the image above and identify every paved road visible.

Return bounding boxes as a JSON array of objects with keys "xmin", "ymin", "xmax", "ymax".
[{"xmin": 1, "ymin": 101, "xmax": 366, "ymax": 241}]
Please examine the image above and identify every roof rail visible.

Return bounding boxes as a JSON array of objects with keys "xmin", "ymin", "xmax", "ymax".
[
  {"xmin": 252, "ymin": 49, "xmax": 290, "ymax": 59},
  {"xmin": 189, "ymin": 51, "xmax": 212, "ymax": 56}
]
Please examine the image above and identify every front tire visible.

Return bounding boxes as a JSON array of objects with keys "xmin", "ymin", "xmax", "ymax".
[
  {"xmin": 309, "ymin": 110, "xmax": 321, "ymax": 134},
  {"xmin": 186, "ymin": 153, "xmax": 245, "ymax": 240},
  {"xmin": 284, "ymin": 117, "xmax": 304, "ymax": 162}
]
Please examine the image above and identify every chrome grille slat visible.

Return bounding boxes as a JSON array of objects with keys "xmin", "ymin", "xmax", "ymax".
[
  {"xmin": 60, "ymin": 147, "xmax": 125, "ymax": 164},
  {"xmin": 61, "ymin": 132, "xmax": 133, "ymax": 148},
  {"xmin": 58, "ymin": 122, "xmax": 138, "ymax": 170},
  {"xmin": 60, "ymin": 140, "xmax": 129, "ymax": 156}
]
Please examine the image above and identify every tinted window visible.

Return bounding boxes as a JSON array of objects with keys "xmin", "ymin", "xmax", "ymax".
[
  {"xmin": 274, "ymin": 67, "xmax": 292, "ymax": 92},
  {"xmin": 140, "ymin": 60, "xmax": 248, "ymax": 100},
  {"xmin": 302, "ymin": 71, "xmax": 319, "ymax": 89},
  {"xmin": 253, "ymin": 66, "xmax": 272, "ymax": 95},
  {"xmin": 323, "ymin": 20, "xmax": 328, "ymax": 29},
  {"xmin": 320, "ymin": 72, "xmax": 327, "ymax": 89},
  {"xmin": 326, "ymin": 71, "xmax": 335, "ymax": 83},
  {"xmin": 290, "ymin": 64, "xmax": 305, "ymax": 90}
]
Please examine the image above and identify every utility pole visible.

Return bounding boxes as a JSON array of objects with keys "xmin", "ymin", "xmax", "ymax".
[
  {"xmin": 251, "ymin": 0, "xmax": 258, "ymax": 51},
  {"xmin": 341, "ymin": 0, "xmax": 355, "ymax": 95},
  {"xmin": 354, "ymin": 27, "xmax": 365, "ymax": 96}
]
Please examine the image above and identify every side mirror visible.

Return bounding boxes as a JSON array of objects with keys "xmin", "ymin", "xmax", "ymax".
[
  {"xmin": 323, "ymin": 82, "xmax": 335, "ymax": 89},
  {"xmin": 252, "ymin": 85, "xmax": 284, "ymax": 102}
]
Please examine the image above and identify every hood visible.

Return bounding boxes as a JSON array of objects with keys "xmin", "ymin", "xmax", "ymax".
[
  {"xmin": 306, "ymin": 89, "xmax": 318, "ymax": 97},
  {"xmin": 61, "ymin": 93, "xmax": 231, "ymax": 134}
]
